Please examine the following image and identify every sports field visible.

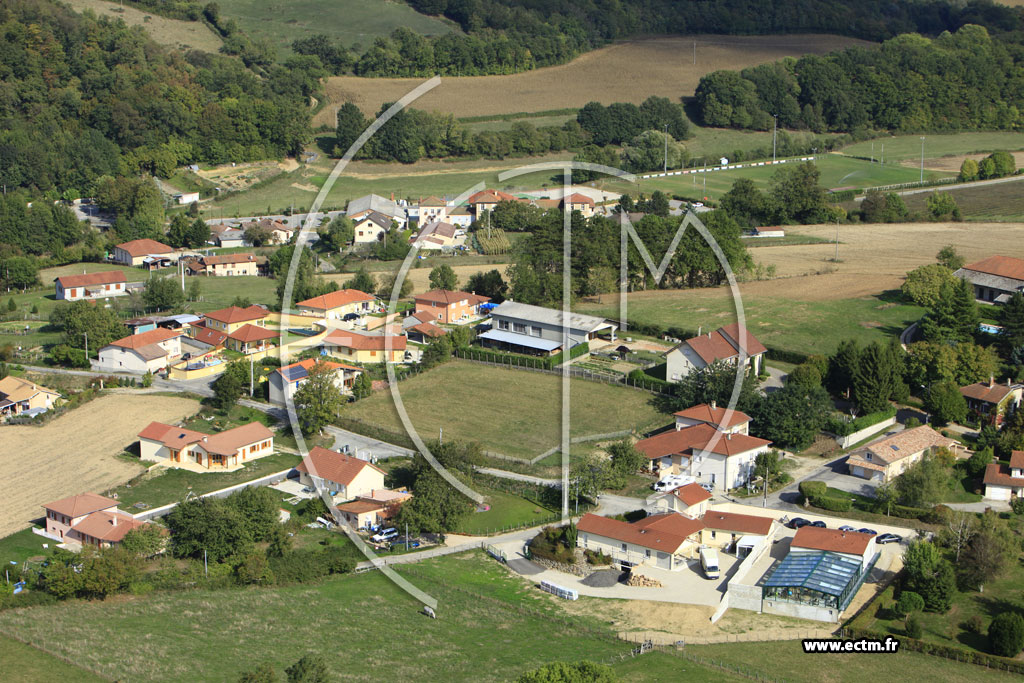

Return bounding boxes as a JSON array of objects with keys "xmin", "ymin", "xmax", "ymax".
[
  {"xmin": 344, "ymin": 360, "xmax": 666, "ymax": 460},
  {"xmin": 840, "ymin": 132, "xmax": 1024, "ymax": 163},
  {"xmin": 215, "ymin": 0, "xmax": 456, "ymax": 56},
  {"xmin": 315, "ymin": 34, "xmax": 873, "ymax": 126}
]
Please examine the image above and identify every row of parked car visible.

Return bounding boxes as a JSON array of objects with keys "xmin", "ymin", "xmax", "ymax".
[{"xmin": 784, "ymin": 517, "xmax": 901, "ymax": 544}]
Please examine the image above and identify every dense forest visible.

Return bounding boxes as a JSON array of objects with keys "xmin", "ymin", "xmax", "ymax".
[
  {"xmin": 0, "ymin": 0, "xmax": 315, "ymax": 196},
  {"xmin": 695, "ymin": 24, "xmax": 1024, "ymax": 132}
]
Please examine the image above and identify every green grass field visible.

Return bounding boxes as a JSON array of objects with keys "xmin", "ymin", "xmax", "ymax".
[
  {"xmin": 682, "ymin": 127, "xmax": 843, "ymax": 161},
  {"xmin": 0, "ymin": 634, "xmax": 108, "ymax": 683},
  {"xmin": 214, "ymin": 0, "xmax": 457, "ymax": 55},
  {"xmin": 617, "ymin": 154, "xmax": 952, "ymax": 202},
  {"xmin": 105, "ymin": 453, "xmax": 301, "ymax": 510},
  {"xmin": 344, "ymin": 360, "xmax": 666, "ymax": 460},
  {"xmin": 454, "ymin": 485, "xmax": 559, "ymax": 535},
  {"xmin": 841, "ymin": 132, "xmax": 1024, "ymax": 162},
  {"xmin": 0, "ymin": 552, "xmax": 635, "ymax": 682},
  {"xmin": 901, "ymin": 179, "xmax": 1024, "ymax": 222},
  {"xmin": 575, "ymin": 288, "xmax": 926, "ymax": 357},
  {"xmin": 687, "ymin": 640, "xmax": 1021, "ymax": 683},
  {"xmin": 0, "ymin": 527, "xmax": 55, "ymax": 567}
]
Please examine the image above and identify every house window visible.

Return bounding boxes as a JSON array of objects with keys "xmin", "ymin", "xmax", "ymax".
[
  {"xmin": 711, "ymin": 531, "xmax": 716, "ymax": 539},
  {"xmin": 498, "ymin": 320, "xmax": 510, "ymax": 330},
  {"xmin": 370, "ymin": 350, "xmax": 377, "ymax": 357},
  {"xmin": 645, "ymin": 549, "xmax": 651, "ymax": 558},
  {"xmin": 513, "ymin": 323, "xmax": 527, "ymax": 333},
  {"xmin": 621, "ymin": 543, "xmax": 627, "ymax": 552},
  {"xmin": 531, "ymin": 326, "xmax": 542, "ymax": 337}
]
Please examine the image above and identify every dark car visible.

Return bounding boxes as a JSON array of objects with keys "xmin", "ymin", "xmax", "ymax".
[
  {"xmin": 838, "ymin": 525, "xmax": 856, "ymax": 532},
  {"xmin": 787, "ymin": 517, "xmax": 811, "ymax": 529},
  {"xmin": 876, "ymin": 533, "xmax": 902, "ymax": 544},
  {"xmin": 342, "ymin": 312, "xmax": 360, "ymax": 321},
  {"xmin": 810, "ymin": 520, "xmax": 827, "ymax": 528},
  {"xmin": 857, "ymin": 528, "xmax": 878, "ymax": 536}
]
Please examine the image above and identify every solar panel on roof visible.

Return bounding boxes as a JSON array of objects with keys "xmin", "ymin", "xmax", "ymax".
[{"xmin": 281, "ymin": 365, "xmax": 309, "ymax": 382}]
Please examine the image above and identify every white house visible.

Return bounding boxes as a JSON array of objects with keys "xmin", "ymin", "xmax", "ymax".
[
  {"xmin": 295, "ymin": 446, "xmax": 386, "ymax": 503},
  {"xmin": 94, "ymin": 328, "xmax": 182, "ymax": 374},
  {"xmin": 665, "ymin": 323, "xmax": 767, "ymax": 382},
  {"xmin": 649, "ymin": 482, "xmax": 712, "ymax": 518},
  {"xmin": 55, "ymin": 271, "xmax": 127, "ymax": 301},
  {"xmin": 353, "ymin": 211, "xmax": 392, "ymax": 244},
  {"xmin": 983, "ymin": 451, "xmax": 1024, "ymax": 501},
  {"xmin": 576, "ymin": 512, "xmax": 704, "ymax": 571},
  {"xmin": 113, "ymin": 239, "xmax": 175, "ymax": 267},
  {"xmin": 347, "ymin": 194, "xmax": 406, "ymax": 228},
  {"xmin": 269, "ymin": 359, "xmax": 363, "ymax": 405},
  {"xmin": 174, "ymin": 192, "xmax": 201, "ymax": 205}
]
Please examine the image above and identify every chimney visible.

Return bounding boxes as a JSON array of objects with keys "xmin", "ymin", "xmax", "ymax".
[
  {"xmin": 710, "ymin": 400, "xmax": 717, "ymax": 411},
  {"xmin": 111, "ymin": 515, "xmax": 118, "ymax": 527},
  {"xmin": 990, "ymin": 375, "xmax": 995, "ymax": 388},
  {"xmin": 391, "ymin": 192, "xmax": 395, "ymax": 201}
]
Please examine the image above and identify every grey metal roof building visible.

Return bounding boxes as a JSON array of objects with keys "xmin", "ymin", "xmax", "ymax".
[{"xmin": 762, "ymin": 551, "xmax": 868, "ymax": 611}]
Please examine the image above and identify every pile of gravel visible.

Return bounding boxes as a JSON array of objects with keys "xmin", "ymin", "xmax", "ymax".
[{"xmin": 580, "ymin": 570, "xmax": 623, "ymax": 588}]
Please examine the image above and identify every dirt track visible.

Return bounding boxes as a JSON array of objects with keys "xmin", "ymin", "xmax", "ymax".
[{"xmin": 0, "ymin": 393, "xmax": 199, "ymax": 538}]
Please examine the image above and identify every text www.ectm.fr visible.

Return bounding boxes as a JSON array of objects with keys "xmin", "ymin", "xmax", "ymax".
[{"xmin": 802, "ymin": 637, "xmax": 900, "ymax": 653}]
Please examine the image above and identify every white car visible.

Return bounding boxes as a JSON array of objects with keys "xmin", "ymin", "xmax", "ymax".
[
  {"xmin": 653, "ymin": 475, "xmax": 695, "ymax": 492},
  {"xmin": 371, "ymin": 528, "xmax": 399, "ymax": 543}
]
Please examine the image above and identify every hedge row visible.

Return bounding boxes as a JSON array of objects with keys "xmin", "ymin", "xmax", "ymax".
[
  {"xmin": 825, "ymin": 406, "xmax": 897, "ymax": 436},
  {"xmin": 845, "ymin": 625, "xmax": 1024, "ymax": 675},
  {"xmin": 459, "ymin": 341, "xmax": 590, "ymax": 370}
]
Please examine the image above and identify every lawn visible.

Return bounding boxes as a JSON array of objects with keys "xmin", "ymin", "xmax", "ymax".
[
  {"xmin": 454, "ymin": 485, "xmax": 560, "ymax": 535},
  {"xmin": 687, "ymin": 640, "xmax": 1021, "ymax": 682},
  {"xmin": 0, "ymin": 551, "xmax": 637, "ymax": 682},
  {"xmin": 0, "ymin": 634, "xmax": 108, "ymax": 683},
  {"xmin": 612, "ymin": 153, "xmax": 952, "ymax": 203},
  {"xmin": 0, "ymin": 527, "xmax": 54, "ymax": 567},
  {"xmin": 575, "ymin": 288, "xmax": 925, "ymax": 358},
  {"xmin": 213, "ymin": 0, "xmax": 456, "ymax": 55},
  {"xmin": 840, "ymin": 132, "xmax": 1024, "ymax": 162},
  {"xmin": 344, "ymin": 360, "xmax": 667, "ymax": 460},
  {"xmin": 153, "ymin": 273, "xmax": 278, "ymax": 314},
  {"xmin": 105, "ymin": 453, "xmax": 301, "ymax": 510},
  {"xmin": 863, "ymin": 540, "xmax": 1024, "ymax": 658}
]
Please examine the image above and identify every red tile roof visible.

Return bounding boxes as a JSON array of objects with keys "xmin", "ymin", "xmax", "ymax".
[
  {"xmin": 200, "ymin": 253, "xmax": 262, "ymax": 266},
  {"xmin": 138, "ymin": 421, "xmax": 207, "ymax": 448},
  {"xmin": 792, "ymin": 527, "xmax": 874, "ymax": 556},
  {"xmin": 192, "ymin": 326, "xmax": 228, "ymax": 347},
  {"xmin": 578, "ymin": 512, "xmax": 703, "ymax": 552},
  {"xmin": 297, "ymin": 289, "xmax": 376, "ymax": 312},
  {"xmin": 108, "ymin": 328, "xmax": 180, "ymax": 350},
  {"xmin": 983, "ymin": 462, "xmax": 1024, "ymax": 488},
  {"xmin": 227, "ymin": 324, "xmax": 279, "ymax": 343},
  {"xmin": 56, "ymin": 271, "xmax": 126, "ymax": 289},
  {"xmin": 295, "ymin": 446, "xmax": 385, "ymax": 487},
  {"xmin": 1011, "ymin": 451, "xmax": 1024, "ymax": 469},
  {"xmin": 419, "ymin": 196, "xmax": 447, "ymax": 207},
  {"xmin": 683, "ymin": 331, "xmax": 743, "ymax": 366},
  {"xmin": 202, "ymin": 422, "xmax": 274, "ymax": 456},
  {"xmin": 43, "ymin": 493, "xmax": 118, "ymax": 518},
  {"xmin": 701, "ymin": 510, "xmax": 774, "ymax": 536},
  {"xmin": 636, "ymin": 423, "xmax": 771, "ymax": 460},
  {"xmin": 562, "ymin": 192, "xmax": 595, "ymax": 206},
  {"xmin": 673, "ymin": 403, "xmax": 751, "ymax": 429},
  {"xmin": 960, "ymin": 380, "xmax": 1016, "ymax": 404},
  {"xmin": 963, "ymin": 255, "xmax": 1024, "ymax": 281},
  {"xmin": 410, "ymin": 321, "xmax": 447, "ymax": 338},
  {"xmin": 204, "ymin": 305, "xmax": 268, "ymax": 324},
  {"xmin": 116, "ymin": 238, "xmax": 174, "ymax": 257},
  {"xmin": 468, "ymin": 190, "xmax": 518, "ymax": 205},
  {"xmin": 719, "ymin": 323, "xmax": 768, "ymax": 356},
  {"xmin": 324, "ymin": 329, "xmax": 406, "ymax": 351},
  {"xmin": 671, "ymin": 483, "xmax": 712, "ymax": 507},
  {"xmin": 414, "ymin": 290, "xmax": 490, "ymax": 306},
  {"xmin": 71, "ymin": 510, "xmax": 145, "ymax": 543}
]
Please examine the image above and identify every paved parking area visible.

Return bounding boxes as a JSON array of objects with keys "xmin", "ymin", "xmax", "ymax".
[{"xmin": 269, "ymin": 478, "xmax": 314, "ymax": 499}]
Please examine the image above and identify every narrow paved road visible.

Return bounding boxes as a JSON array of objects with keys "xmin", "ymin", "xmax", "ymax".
[{"xmin": 475, "ymin": 467, "xmax": 560, "ymax": 486}]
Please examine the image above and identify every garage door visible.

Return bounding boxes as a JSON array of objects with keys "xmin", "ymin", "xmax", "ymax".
[
  {"xmin": 656, "ymin": 551, "xmax": 671, "ymax": 570},
  {"xmin": 986, "ymin": 485, "xmax": 1011, "ymax": 501}
]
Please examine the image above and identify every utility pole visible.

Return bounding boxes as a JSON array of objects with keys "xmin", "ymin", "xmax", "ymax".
[
  {"xmin": 84, "ymin": 331, "xmax": 88, "ymax": 359},
  {"xmin": 920, "ymin": 136, "xmax": 926, "ymax": 183},
  {"xmin": 834, "ymin": 219, "xmax": 840, "ymax": 262},
  {"xmin": 249, "ymin": 356, "xmax": 254, "ymax": 397},
  {"xmin": 772, "ymin": 114, "xmax": 778, "ymax": 163},
  {"xmin": 880, "ymin": 143, "xmax": 884, "ymax": 165},
  {"xmin": 663, "ymin": 123, "xmax": 668, "ymax": 174},
  {"xmin": 693, "ymin": 40, "xmax": 696, "ymax": 65},
  {"xmin": 871, "ymin": 141, "xmax": 874, "ymax": 164}
]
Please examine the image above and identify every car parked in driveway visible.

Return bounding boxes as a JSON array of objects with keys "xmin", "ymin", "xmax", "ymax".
[
  {"xmin": 787, "ymin": 517, "xmax": 811, "ymax": 529},
  {"xmin": 371, "ymin": 528, "xmax": 398, "ymax": 543},
  {"xmin": 838, "ymin": 525, "xmax": 856, "ymax": 532},
  {"xmin": 857, "ymin": 528, "xmax": 878, "ymax": 536},
  {"xmin": 653, "ymin": 475, "xmax": 695, "ymax": 492},
  {"xmin": 810, "ymin": 520, "xmax": 827, "ymax": 528},
  {"xmin": 876, "ymin": 533, "xmax": 902, "ymax": 544}
]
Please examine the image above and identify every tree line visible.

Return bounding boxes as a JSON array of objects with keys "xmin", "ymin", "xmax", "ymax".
[{"xmin": 695, "ymin": 25, "xmax": 1024, "ymax": 133}]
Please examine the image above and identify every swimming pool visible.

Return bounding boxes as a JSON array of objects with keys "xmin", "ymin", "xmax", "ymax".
[{"xmin": 979, "ymin": 323, "xmax": 1004, "ymax": 335}]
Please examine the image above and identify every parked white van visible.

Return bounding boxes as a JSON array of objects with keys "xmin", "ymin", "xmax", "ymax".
[
  {"xmin": 653, "ymin": 475, "xmax": 695, "ymax": 492},
  {"xmin": 699, "ymin": 547, "xmax": 720, "ymax": 579}
]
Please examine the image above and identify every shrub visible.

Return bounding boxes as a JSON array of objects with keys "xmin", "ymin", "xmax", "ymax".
[
  {"xmin": 963, "ymin": 614, "xmax": 985, "ymax": 634},
  {"xmin": 989, "ymin": 612, "xmax": 1024, "ymax": 658},
  {"xmin": 813, "ymin": 495, "xmax": 852, "ymax": 512},
  {"xmin": 895, "ymin": 591, "xmax": 925, "ymax": 616},
  {"xmin": 584, "ymin": 548, "xmax": 612, "ymax": 565},
  {"xmin": 904, "ymin": 417, "xmax": 922, "ymax": 429},
  {"xmin": 799, "ymin": 480, "xmax": 827, "ymax": 503},
  {"xmin": 905, "ymin": 613, "xmax": 923, "ymax": 638},
  {"xmin": 1012, "ymin": 497, "xmax": 1024, "ymax": 516}
]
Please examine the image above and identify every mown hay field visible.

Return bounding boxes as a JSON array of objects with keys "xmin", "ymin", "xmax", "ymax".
[
  {"xmin": 0, "ymin": 393, "xmax": 199, "ymax": 537},
  {"xmin": 62, "ymin": 0, "xmax": 223, "ymax": 52},
  {"xmin": 840, "ymin": 132, "xmax": 1024, "ymax": 163},
  {"xmin": 315, "ymin": 34, "xmax": 874, "ymax": 126}
]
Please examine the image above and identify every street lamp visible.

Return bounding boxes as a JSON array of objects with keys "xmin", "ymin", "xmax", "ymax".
[{"xmin": 920, "ymin": 136, "xmax": 926, "ymax": 183}]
